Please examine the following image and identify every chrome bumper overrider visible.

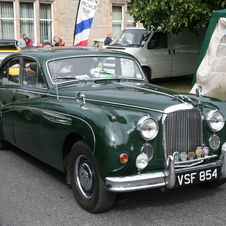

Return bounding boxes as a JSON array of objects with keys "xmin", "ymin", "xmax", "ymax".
[{"xmin": 105, "ymin": 149, "xmax": 226, "ymax": 192}]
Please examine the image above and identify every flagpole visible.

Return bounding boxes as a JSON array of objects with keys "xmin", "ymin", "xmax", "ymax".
[
  {"xmin": 73, "ymin": 0, "xmax": 81, "ymax": 46},
  {"xmin": 73, "ymin": 0, "xmax": 100, "ymax": 46}
]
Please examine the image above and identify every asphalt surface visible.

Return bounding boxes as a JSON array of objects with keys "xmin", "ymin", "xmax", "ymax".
[{"xmin": 1, "ymin": 147, "xmax": 226, "ymax": 226}]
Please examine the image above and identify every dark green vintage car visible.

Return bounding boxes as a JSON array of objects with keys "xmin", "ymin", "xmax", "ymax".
[{"xmin": 1, "ymin": 46, "xmax": 226, "ymax": 213}]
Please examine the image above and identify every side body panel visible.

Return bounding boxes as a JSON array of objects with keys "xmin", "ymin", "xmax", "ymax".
[{"xmin": 170, "ymin": 29, "xmax": 206, "ymax": 77}]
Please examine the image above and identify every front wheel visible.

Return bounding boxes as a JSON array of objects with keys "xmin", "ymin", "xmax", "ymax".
[{"xmin": 69, "ymin": 141, "xmax": 116, "ymax": 213}]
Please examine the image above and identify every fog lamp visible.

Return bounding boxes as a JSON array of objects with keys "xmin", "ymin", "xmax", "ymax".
[
  {"xmin": 136, "ymin": 153, "xmax": 148, "ymax": 170},
  {"xmin": 209, "ymin": 134, "xmax": 220, "ymax": 150}
]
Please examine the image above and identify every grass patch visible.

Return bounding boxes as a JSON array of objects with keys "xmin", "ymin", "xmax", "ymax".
[{"xmin": 151, "ymin": 75, "xmax": 193, "ymax": 93}]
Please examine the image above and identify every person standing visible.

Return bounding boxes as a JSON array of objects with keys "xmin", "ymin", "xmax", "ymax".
[
  {"xmin": 25, "ymin": 37, "xmax": 33, "ymax": 46},
  {"xmin": 18, "ymin": 34, "xmax": 26, "ymax": 47},
  {"xmin": 53, "ymin": 36, "xmax": 65, "ymax": 46},
  {"xmin": 104, "ymin": 33, "xmax": 112, "ymax": 46}
]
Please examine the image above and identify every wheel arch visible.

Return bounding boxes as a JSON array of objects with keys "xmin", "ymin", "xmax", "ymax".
[
  {"xmin": 142, "ymin": 66, "xmax": 152, "ymax": 82},
  {"xmin": 62, "ymin": 126, "xmax": 95, "ymax": 184}
]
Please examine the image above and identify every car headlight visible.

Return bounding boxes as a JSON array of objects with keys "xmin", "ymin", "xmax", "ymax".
[
  {"xmin": 137, "ymin": 116, "xmax": 159, "ymax": 140},
  {"xmin": 136, "ymin": 153, "xmax": 148, "ymax": 170},
  {"xmin": 207, "ymin": 110, "xmax": 225, "ymax": 132}
]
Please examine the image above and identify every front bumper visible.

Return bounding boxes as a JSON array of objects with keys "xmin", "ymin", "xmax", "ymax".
[{"xmin": 105, "ymin": 149, "xmax": 226, "ymax": 192}]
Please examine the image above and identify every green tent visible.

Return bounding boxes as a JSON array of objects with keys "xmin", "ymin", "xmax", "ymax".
[{"xmin": 191, "ymin": 9, "xmax": 226, "ymax": 99}]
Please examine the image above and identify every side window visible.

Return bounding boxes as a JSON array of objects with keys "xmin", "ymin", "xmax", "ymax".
[
  {"xmin": 148, "ymin": 32, "xmax": 168, "ymax": 49},
  {"xmin": 23, "ymin": 58, "xmax": 47, "ymax": 89},
  {"xmin": 0, "ymin": 58, "xmax": 20, "ymax": 85}
]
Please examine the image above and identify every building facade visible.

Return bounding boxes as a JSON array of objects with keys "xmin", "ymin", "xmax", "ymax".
[{"xmin": 0, "ymin": 0, "xmax": 140, "ymax": 46}]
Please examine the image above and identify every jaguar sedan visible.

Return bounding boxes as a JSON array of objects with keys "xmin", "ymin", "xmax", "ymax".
[{"xmin": 0, "ymin": 46, "xmax": 226, "ymax": 213}]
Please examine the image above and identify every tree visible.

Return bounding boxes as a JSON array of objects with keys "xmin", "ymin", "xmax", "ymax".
[{"xmin": 127, "ymin": 0, "xmax": 226, "ymax": 34}]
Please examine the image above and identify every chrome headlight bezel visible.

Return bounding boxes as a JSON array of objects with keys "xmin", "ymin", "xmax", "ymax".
[
  {"xmin": 137, "ymin": 116, "xmax": 159, "ymax": 140},
  {"xmin": 207, "ymin": 110, "xmax": 225, "ymax": 132}
]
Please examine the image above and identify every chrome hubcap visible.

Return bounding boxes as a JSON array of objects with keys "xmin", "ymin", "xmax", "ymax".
[{"xmin": 75, "ymin": 155, "xmax": 94, "ymax": 199}]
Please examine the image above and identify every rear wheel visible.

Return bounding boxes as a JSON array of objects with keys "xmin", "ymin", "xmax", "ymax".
[{"xmin": 69, "ymin": 141, "xmax": 116, "ymax": 213}]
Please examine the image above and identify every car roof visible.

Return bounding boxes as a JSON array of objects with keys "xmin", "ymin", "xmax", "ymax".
[
  {"xmin": 124, "ymin": 27, "xmax": 146, "ymax": 30},
  {"xmin": 4, "ymin": 46, "xmax": 137, "ymax": 63},
  {"xmin": 0, "ymin": 39, "xmax": 18, "ymax": 51}
]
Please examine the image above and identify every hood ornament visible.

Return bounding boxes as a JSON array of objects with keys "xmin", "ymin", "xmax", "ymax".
[{"xmin": 173, "ymin": 94, "xmax": 199, "ymax": 107}]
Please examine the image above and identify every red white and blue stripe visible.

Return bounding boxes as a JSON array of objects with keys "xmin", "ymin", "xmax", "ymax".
[{"xmin": 73, "ymin": 0, "xmax": 99, "ymax": 46}]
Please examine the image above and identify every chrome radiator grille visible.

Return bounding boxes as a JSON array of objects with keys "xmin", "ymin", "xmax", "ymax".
[{"xmin": 163, "ymin": 109, "xmax": 202, "ymax": 157}]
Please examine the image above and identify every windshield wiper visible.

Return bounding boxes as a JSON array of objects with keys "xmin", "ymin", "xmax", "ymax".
[
  {"xmin": 52, "ymin": 75, "xmax": 77, "ymax": 80},
  {"xmin": 94, "ymin": 75, "xmax": 123, "ymax": 84}
]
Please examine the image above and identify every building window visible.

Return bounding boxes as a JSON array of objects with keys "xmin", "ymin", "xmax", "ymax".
[
  {"xmin": 20, "ymin": 2, "xmax": 35, "ymax": 42},
  {"xmin": 40, "ymin": 3, "xmax": 52, "ymax": 44},
  {"xmin": 112, "ymin": 6, "xmax": 123, "ymax": 38},
  {"xmin": 0, "ymin": 1, "xmax": 15, "ymax": 39},
  {"xmin": 112, "ymin": 5, "xmax": 135, "ymax": 38}
]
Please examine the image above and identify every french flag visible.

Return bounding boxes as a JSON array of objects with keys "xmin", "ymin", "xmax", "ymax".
[{"xmin": 73, "ymin": 0, "xmax": 99, "ymax": 46}]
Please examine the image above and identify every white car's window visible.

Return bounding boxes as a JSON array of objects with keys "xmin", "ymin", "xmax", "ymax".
[
  {"xmin": 109, "ymin": 29, "xmax": 151, "ymax": 47},
  {"xmin": 48, "ymin": 56, "xmax": 144, "ymax": 84}
]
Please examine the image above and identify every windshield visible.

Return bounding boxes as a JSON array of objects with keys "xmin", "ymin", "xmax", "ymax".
[
  {"xmin": 110, "ymin": 29, "xmax": 152, "ymax": 47},
  {"xmin": 48, "ymin": 56, "xmax": 144, "ymax": 84}
]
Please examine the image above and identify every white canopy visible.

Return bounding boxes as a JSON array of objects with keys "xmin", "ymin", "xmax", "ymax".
[{"xmin": 190, "ymin": 18, "xmax": 226, "ymax": 99}]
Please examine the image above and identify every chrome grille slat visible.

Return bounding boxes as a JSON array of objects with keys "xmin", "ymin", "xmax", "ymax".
[{"xmin": 164, "ymin": 109, "xmax": 202, "ymax": 157}]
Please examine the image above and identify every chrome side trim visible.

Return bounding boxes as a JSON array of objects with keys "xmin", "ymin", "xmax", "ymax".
[
  {"xmin": 86, "ymin": 98, "xmax": 163, "ymax": 113},
  {"xmin": 0, "ymin": 87, "xmax": 48, "ymax": 94},
  {"xmin": 114, "ymin": 82, "xmax": 175, "ymax": 99}
]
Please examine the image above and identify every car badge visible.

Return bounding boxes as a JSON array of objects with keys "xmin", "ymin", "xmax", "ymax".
[
  {"xmin": 173, "ymin": 152, "xmax": 180, "ymax": 162},
  {"xmin": 203, "ymin": 147, "xmax": 210, "ymax": 157},
  {"xmin": 195, "ymin": 147, "xmax": 203, "ymax": 158},
  {"xmin": 180, "ymin": 152, "xmax": 187, "ymax": 161},
  {"xmin": 188, "ymin": 151, "xmax": 195, "ymax": 160}
]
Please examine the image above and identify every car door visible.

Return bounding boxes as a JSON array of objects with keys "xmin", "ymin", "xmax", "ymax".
[
  {"xmin": 146, "ymin": 31, "xmax": 172, "ymax": 78},
  {"xmin": 0, "ymin": 57, "xmax": 21, "ymax": 144},
  {"xmin": 13, "ymin": 57, "xmax": 48, "ymax": 159},
  {"xmin": 170, "ymin": 30, "xmax": 199, "ymax": 77}
]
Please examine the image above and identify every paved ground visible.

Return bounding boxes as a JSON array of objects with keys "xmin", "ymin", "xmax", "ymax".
[{"xmin": 1, "ymin": 147, "xmax": 226, "ymax": 226}]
